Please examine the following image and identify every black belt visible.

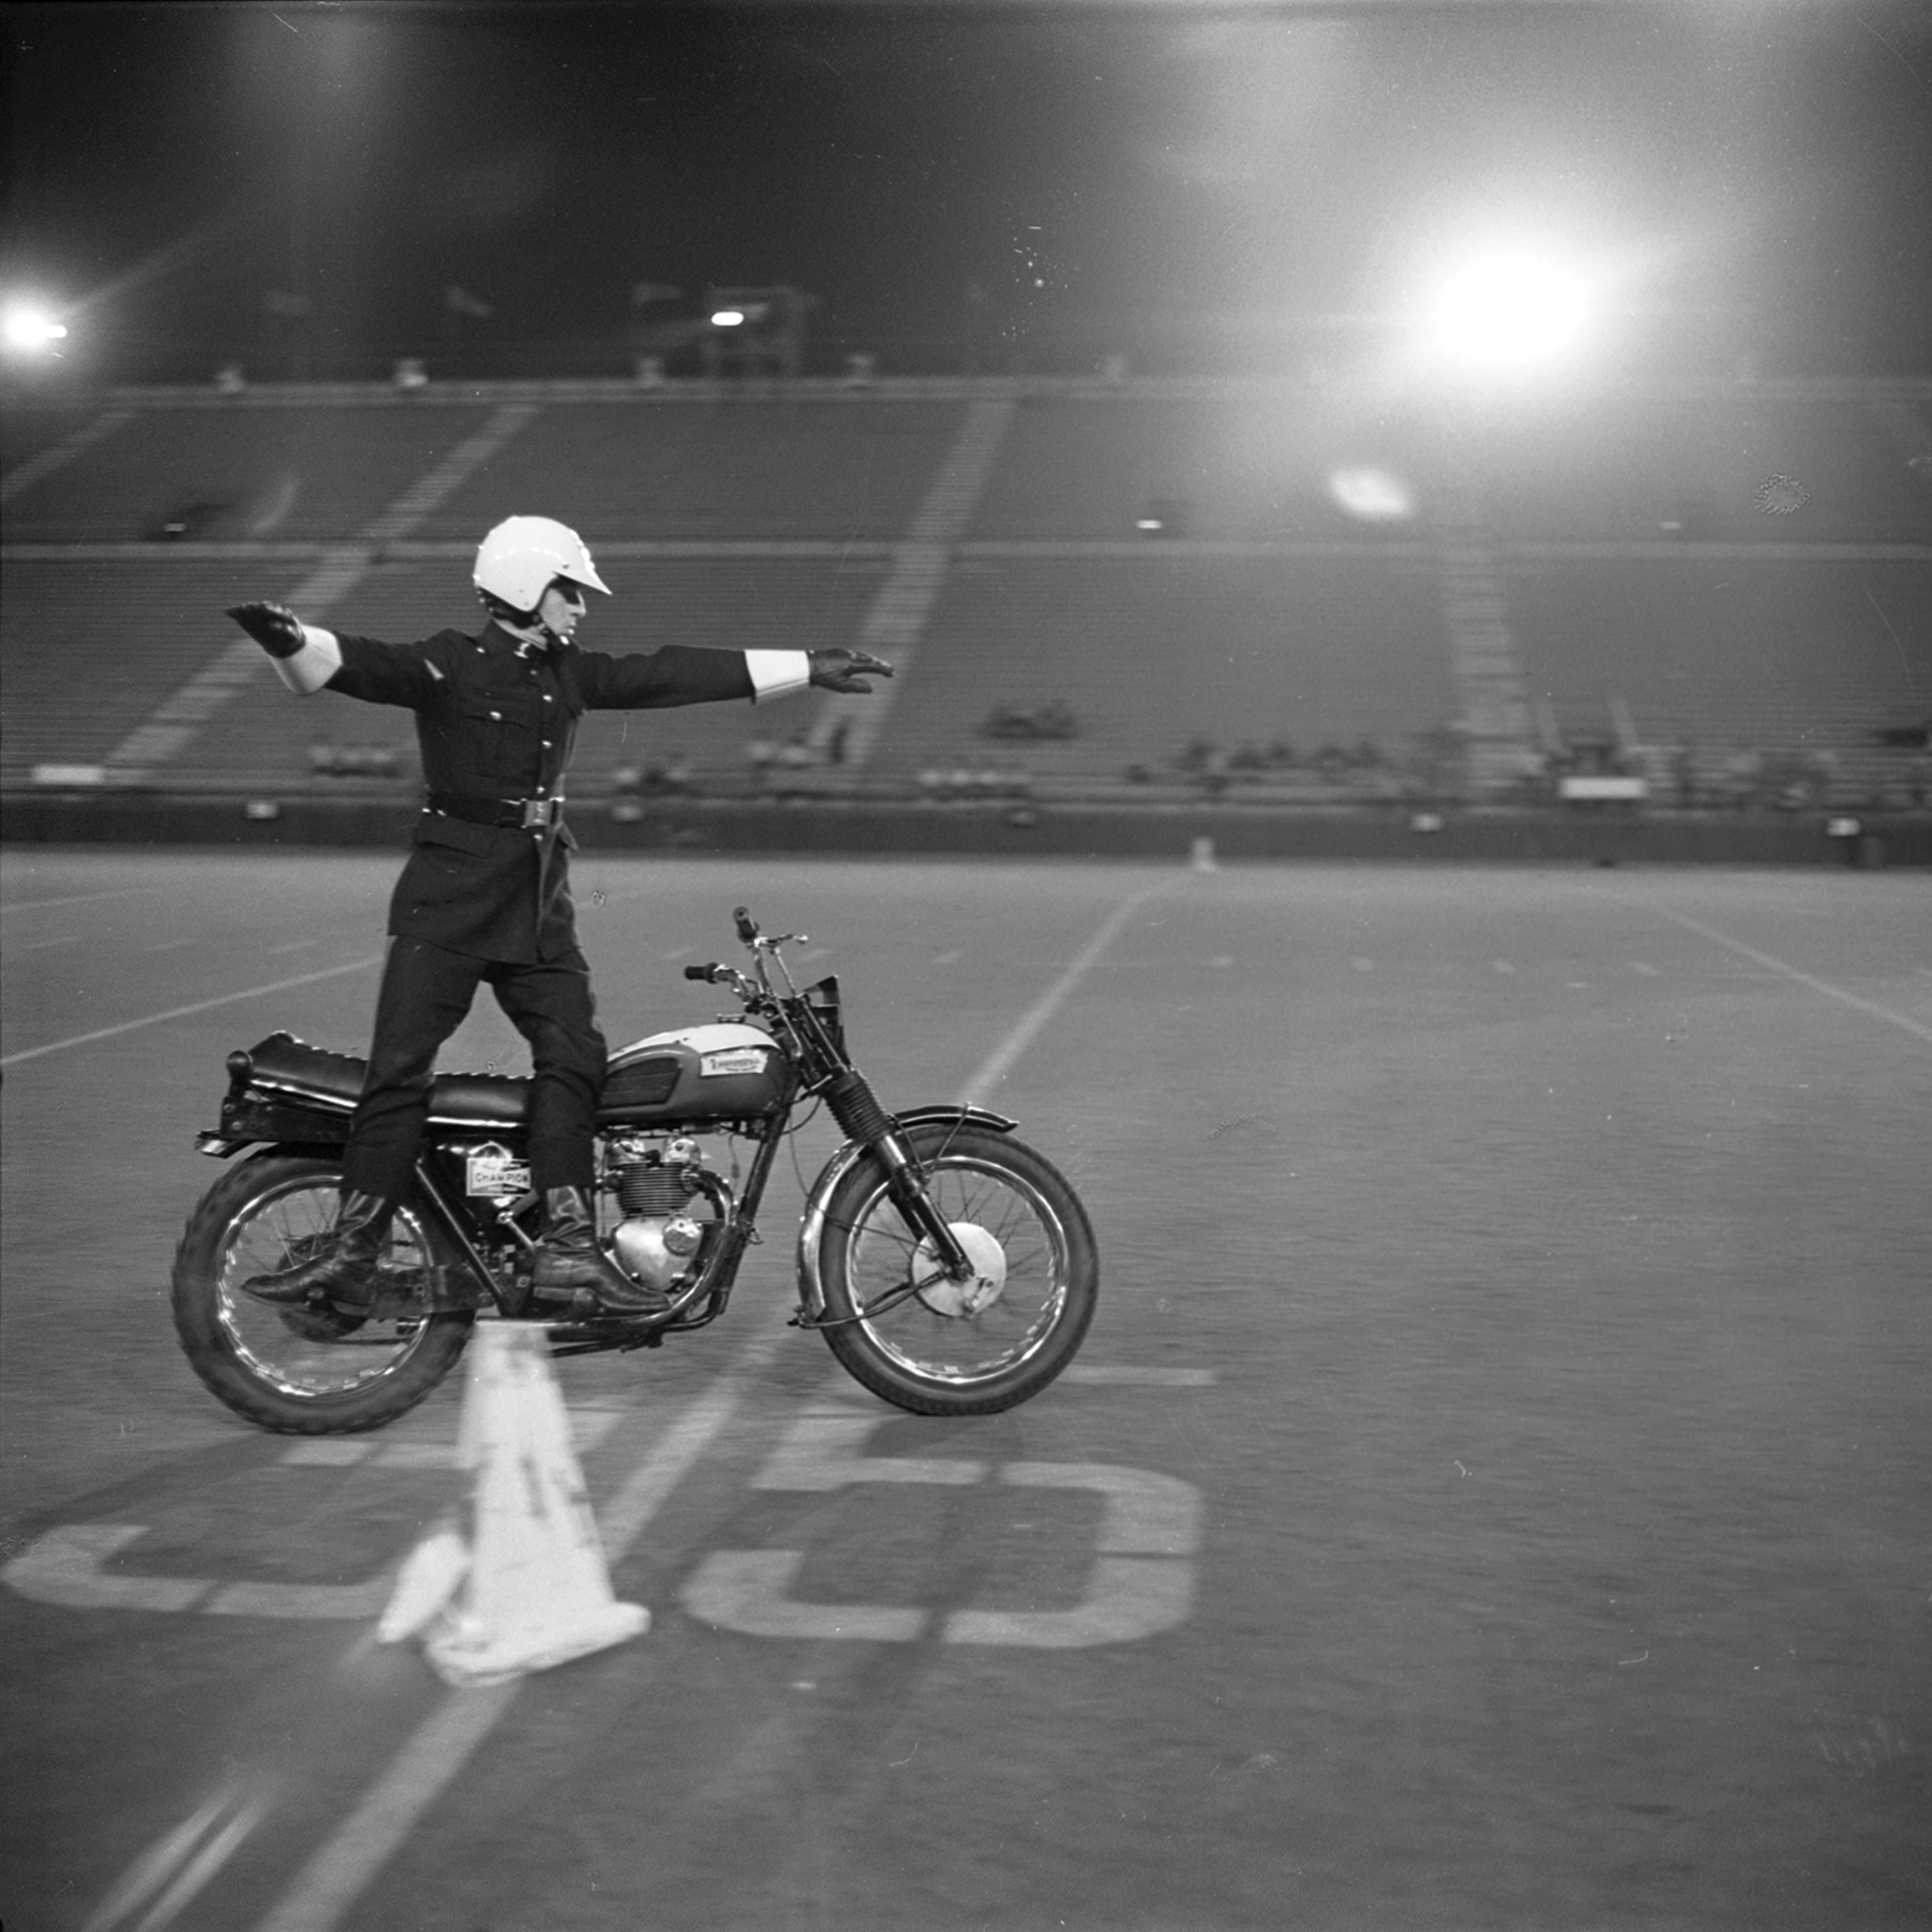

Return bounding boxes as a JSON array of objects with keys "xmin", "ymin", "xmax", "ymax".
[{"xmin": 425, "ymin": 791, "xmax": 565, "ymax": 830}]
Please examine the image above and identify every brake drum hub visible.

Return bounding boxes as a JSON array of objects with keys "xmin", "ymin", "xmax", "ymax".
[{"xmin": 912, "ymin": 1221, "xmax": 1008, "ymax": 1318}]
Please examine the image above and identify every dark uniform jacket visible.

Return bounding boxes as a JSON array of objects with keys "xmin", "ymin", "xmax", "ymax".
[{"xmin": 325, "ymin": 622, "xmax": 755, "ymax": 964}]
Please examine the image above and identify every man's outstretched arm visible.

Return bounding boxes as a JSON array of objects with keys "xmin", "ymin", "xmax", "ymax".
[
  {"xmin": 226, "ymin": 601, "xmax": 343, "ymax": 694},
  {"xmin": 745, "ymin": 648, "xmax": 895, "ymax": 698},
  {"xmin": 580, "ymin": 645, "xmax": 894, "ymax": 710}
]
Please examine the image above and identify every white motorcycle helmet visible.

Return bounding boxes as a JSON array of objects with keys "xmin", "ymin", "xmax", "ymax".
[{"xmin": 472, "ymin": 515, "xmax": 610, "ymax": 621}]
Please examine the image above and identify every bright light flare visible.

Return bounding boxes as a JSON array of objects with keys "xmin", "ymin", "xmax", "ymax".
[
  {"xmin": 1327, "ymin": 466, "xmax": 1416, "ymax": 523},
  {"xmin": 3, "ymin": 303, "xmax": 69, "ymax": 353},
  {"xmin": 1426, "ymin": 251, "xmax": 1590, "ymax": 368},
  {"xmin": 709, "ymin": 309, "xmax": 746, "ymax": 328}
]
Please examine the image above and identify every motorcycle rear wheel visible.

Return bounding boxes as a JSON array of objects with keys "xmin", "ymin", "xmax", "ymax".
[
  {"xmin": 171, "ymin": 1152, "xmax": 473, "ymax": 1434},
  {"xmin": 814, "ymin": 1124, "xmax": 1097, "ymax": 1415}
]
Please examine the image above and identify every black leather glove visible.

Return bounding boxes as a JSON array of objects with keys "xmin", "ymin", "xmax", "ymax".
[
  {"xmin": 226, "ymin": 601, "xmax": 306, "ymax": 659},
  {"xmin": 808, "ymin": 648, "xmax": 895, "ymax": 694}
]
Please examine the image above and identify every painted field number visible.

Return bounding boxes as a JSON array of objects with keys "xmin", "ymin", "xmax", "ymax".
[{"xmin": 682, "ymin": 1407, "xmax": 1202, "ymax": 1647}]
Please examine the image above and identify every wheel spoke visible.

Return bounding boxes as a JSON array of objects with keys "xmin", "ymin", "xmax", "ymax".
[
  {"xmin": 840, "ymin": 1152, "xmax": 1070, "ymax": 1386},
  {"xmin": 215, "ymin": 1183, "xmax": 438, "ymax": 1401}
]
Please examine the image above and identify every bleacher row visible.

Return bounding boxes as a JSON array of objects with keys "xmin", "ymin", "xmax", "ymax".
[{"xmin": 3, "ymin": 378, "xmax": 1929, "ymax": 809}]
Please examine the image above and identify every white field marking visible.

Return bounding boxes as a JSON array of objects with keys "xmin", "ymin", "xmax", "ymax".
[
  {"xmin": 1063, "ymin": 1365, "xmax": 1215, "ymax": 1386},
  {"xmin": 943, "ymin": 1556, "xmax": 1196, "ymax": 1649},
  {"xmin": 752, "ymin": 1410, "xmax": 987, "ymax": 1492},
  {"xmin": 249, "ymin": 1324, "xmax": 789, "ymax": 1932},
  {"xmin": 1629, "ymin": 900, "xmax": 1932, "ymax": 1048},
  {"xmin": 0, "ymin": 886, "xmax": 152, "ymax": 912},
  {"xmin": 81, "ymin": 1783, "xmax": 273, "ymax": 1932},
  {"xmin": 0, "ymin": 954, "xmax": 382, "ymax": 1068},
  {"xmin": 957, "ymin": 881, "xmax": 1166, "ymax": 1109},
  {"xmin": 4, "ymin": 1524, "xmax": 394, "ymax": 1620},
  {"xmin": 685, "ymin": 1414, "xmax": 1203, "ymax": 1648},
  {"xmin": 244, "ymin": 928, "xmax": 1128, "ymax": 1932},
  {"xmin": 1632, "ymin": 961, "xmax": 1661, "ymax": 977},
  {"xmin": 279, "ymin": 1409, "xmax": 623, "ymax": 1471},
  {"xmin": 269, "ymin": 940, "xmax": 319, "ymax": 955},
  {"xmin": 688, "ymin": 1551, "xmax": 926, "ymax": 1641},
  {"xmin": 17, "ymin": 934, "xmax": 80, "ymax": 951},
  {"xmin": 13, "ymin": 1412, "xmax": 659, "ymax": 1616},
  {"xmin": 251, "ymin": 1685, "xmax": 521, "ymax": 1932}
]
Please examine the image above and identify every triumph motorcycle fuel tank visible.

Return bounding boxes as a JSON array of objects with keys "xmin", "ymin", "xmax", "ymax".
[{"xmin": 596, "ymin": 1023, "xmax": 787, "ymax": 1126}]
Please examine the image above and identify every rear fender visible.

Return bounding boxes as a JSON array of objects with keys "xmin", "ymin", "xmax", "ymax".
[{"xmin": 794, "ymin": 1105, "xmax": 1016, "ymax": 1319}]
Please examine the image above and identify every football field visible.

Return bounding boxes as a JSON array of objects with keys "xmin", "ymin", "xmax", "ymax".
[{"xmin": 2, "ymin": 849, "xmax": 1927, "ymax": 1931}]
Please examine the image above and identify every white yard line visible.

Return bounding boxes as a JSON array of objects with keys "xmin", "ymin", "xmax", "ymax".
[
  {"xmin": 1628, "ymin": 900, "xmax": 1932, "ymax": 1048},
  {"xmin": 250, "ymin": 1331, "xmax": 788, "ymax": 1932},
  {"xmin": 958, "ymin": 881, "xmax": 1166, "ymax": 1109},
  {"xmin": 0, "ymin": 887, "xmax": 155, "ymax": 913},
  {"xmin": 0, "ymin": 957, "xmax": 383, "ymax": 1069}
]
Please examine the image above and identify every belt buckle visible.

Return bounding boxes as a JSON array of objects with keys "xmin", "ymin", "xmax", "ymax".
[{"xmin": 519, "ymin": 795, "xmax": 558, "ymax": 830}]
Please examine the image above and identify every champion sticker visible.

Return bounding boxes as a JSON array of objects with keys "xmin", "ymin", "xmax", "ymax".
[
  {"xmin": 465, "ymin": 1145, "xmax": 532, "ymax": 1197},
  {"xmin": 700, "ymin": 1047, "xmax": 767, "ymax": 1078}
]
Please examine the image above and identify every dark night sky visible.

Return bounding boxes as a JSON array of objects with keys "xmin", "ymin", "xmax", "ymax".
[{"xmin": 4, "ymin": 0, "xmax": 1930, "ymax": 378}]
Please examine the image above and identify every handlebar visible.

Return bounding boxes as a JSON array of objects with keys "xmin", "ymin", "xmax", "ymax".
[
  {"xmin": 734, "ymin": 905, "xmax": 759, "ymax": 945},
  {"xmin": 685, "ymin": 962, "xmax": 729, "ymax": 983}
]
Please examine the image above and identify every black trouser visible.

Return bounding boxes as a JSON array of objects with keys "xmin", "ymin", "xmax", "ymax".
[{"xmin": 340, "ymin": 937, "xmax": 606, "ymax": 1202}]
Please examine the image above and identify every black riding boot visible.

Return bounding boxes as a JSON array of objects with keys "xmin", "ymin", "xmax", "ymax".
[
  {"xmin": 243, "ymin": 1190, "xmax": 394, "ymax": 1308},
  {"xmin": 531, "ymin": 1186, "xmax": 669, "ymax": 1316}
]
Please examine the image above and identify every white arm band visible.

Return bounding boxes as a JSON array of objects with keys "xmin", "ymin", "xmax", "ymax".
[
  {"xmin": 273, "ymin": 624, "xmax": 344, "ymax": 694},
  {"xmin": 744, "ymin": 649, "xmax": 812, "ymax": 702}
]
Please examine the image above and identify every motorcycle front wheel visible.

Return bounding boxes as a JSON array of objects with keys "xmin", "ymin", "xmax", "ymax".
[
  {"xmin": 171, "ymin": 1152, "xmax": 474, "ymax": 1435},
  {"xmin": 814, "ymin": 1124, "xmax": 1097, "ymax": 1415}
]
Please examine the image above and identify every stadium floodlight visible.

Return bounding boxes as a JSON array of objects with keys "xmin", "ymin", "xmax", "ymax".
[
  {"xmin": 1425, "ymin": 250, "xmax": 1591, "ymax": 369},
  {"xmin": 2, "ymin": 303, "xmax": 69, "ymax": 354},
  {"xmin": 709, "ymin": 308, "xmax": 747, "ymax": 328}
]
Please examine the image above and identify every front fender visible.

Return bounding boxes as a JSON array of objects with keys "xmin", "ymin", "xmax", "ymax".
[{"xmin": 793, "ymin": 1106, "xmax": 1016, "ymax": 1319}]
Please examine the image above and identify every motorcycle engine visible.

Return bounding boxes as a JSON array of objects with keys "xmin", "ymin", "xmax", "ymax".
[{"xmin": 605, "ymin": 1136, "xmax": 712, "ymax": 1293}]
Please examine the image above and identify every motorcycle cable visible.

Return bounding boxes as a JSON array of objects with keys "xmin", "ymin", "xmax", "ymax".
[{"xmin": 787, "ymin": 1270, "xmax": 955, "ymax": 1332}]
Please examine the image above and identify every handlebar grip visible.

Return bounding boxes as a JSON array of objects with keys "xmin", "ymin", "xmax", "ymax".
[
  {"xmin": 733, "ymin": 905, "xmax": 759, "ymax": 944},
  {"xmin": 685, "ymin": 962, "xmax": 727, "ymax": 983}
]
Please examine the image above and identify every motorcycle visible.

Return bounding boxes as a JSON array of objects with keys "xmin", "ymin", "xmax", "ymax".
[{"xmin": 171, "ymin": 906, "xmax": 1098, "ymax": 1435}]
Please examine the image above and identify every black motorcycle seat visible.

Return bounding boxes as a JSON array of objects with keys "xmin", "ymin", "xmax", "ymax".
[{"xmin": 245, "ymin": 1032, "xmax": 531, "ymax": 1127}]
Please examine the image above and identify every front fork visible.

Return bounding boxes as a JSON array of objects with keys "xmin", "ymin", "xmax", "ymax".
[
  {"xmin": 822, "ymin": 1072, "xmax": 973, "ymax": 1276},
  {"xmin": 794, "ymin": 1093, "xmax": 1022, "ymax": 1327},
  {"xmin": 875, "ymin": 1131, "xmax": 974, "ymax": 1275}
]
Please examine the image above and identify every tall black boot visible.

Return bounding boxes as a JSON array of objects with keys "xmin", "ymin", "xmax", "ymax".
[
  {"xmin": 531, "ymin": 1186, "xmax": 669, "ymax": 1316},
  {"xmin": 243, "ymin": 1190, "xmax": 394, "ymax": 1308}
]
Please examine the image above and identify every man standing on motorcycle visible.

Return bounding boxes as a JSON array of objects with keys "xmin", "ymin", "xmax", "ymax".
[{"xmin": 223, "ymin": 515, "xmax": 891, "ymax": 1317}]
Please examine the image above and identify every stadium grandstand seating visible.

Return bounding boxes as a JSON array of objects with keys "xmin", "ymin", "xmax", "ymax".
[
  {"xmin": 4, "ymin": 404, "xmax": 500, "ymax": 544},
  {"xmin": 2, "ymin": 377, "xmax": 1927, "ymax": 811},
  {"xmin": 423, "ymin": 398, "xmax": 968, "ymax": 543}
]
